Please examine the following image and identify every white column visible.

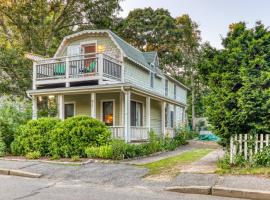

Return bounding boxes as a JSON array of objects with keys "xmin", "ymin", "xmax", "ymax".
[
  {"xmin": 65, "ymin": 57, "xmax": 70, "ymax": 87},
  {"xmin": 124, "ymin": 90, "xmax": 131, "ymax": 142},
  {"xmin": 173, "ymin": 105, "xmax": 177, "ymax": 128},
  {"xmin": 32, "ymin": 95, "xmax": 38, "ymax": 120},
  {"xmin": 58, "ymin": 94, "xmax": 65, "ymax": 120},
  {"xmin": 146, "ymin": 97, "xmax": 151, "ymax": 131},
  {"xmin": 90, "ymin": 93, "xmax": 96, "ymax": 118},
  {"xmin": 161, "ymin": 101, "xmax": 166, "ymax": 137},
  {"xmin": 98, "ymin": 54, "xmax": 103, "ymax": 84},
  {"xmin": 120, "ymin": 92, "xmax": 125, "ymax": 126},
  {"xmin": 33, "ymin": 62, "xmax": 37, "ymax": 90}
]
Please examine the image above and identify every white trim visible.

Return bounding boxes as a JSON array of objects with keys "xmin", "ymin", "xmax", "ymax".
[
  {"xmin": 130, "ymin": 99, "xmax": 145, "ymax": 127},
  {"xmin": 100, "ymin": 99, "xmax": 115, "ymax": 126},
  {"xmin": 64, "ymin": 101, "xmax": 76, "ymax": 118}
]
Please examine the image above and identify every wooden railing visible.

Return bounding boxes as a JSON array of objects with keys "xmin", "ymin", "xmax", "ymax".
[
  {"xmin": 130, "ymin": 127, "xmax": 149, "ymax": 141},
  {"xmin": 165, "ymin": 128, "xmax": 175, "ymax": 138},
  {"xmin": 35, "ymin": 53, "xmax": 122, "ymax": 83},
  {"xmin": 230, "ymin": 134, "xmax": 270, "ymax": 163},
  {"xmin": 110, "ymin": 126, "xmax": 125, "ymax": 139}
]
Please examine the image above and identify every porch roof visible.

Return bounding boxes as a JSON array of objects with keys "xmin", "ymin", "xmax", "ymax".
[{"xmin": 27, "ymin": 83, "xmax": 187, "ymax": 107}]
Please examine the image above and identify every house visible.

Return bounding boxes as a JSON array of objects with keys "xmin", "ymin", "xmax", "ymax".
[{"xmin": 27, "ymin": 30, "xmax": 188, "ymax": 142}]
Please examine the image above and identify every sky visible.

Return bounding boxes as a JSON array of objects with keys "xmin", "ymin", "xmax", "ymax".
[{"xmin": 120, "ymin": 0, "xmax": 270, "ymax": 49}]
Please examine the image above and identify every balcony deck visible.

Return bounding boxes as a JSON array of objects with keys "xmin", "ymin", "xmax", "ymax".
[{"xmin": 33, "ymin": 53, "xmax": 122, "ymax": 89}]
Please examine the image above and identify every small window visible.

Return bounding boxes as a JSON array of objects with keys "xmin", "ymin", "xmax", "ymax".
[
  {"xmin": 174, "ymin": 83, "xmax": 176, "ymax": 99},
  {"xmin": 131, "ymin": 101, "xmax": 143, "ymax": 126},
  {"xmin": 102, "ymin": 101, "xmax": 114, "ymax": 126},
  {"xmin": 150, "ymin": 72, "xmax": 154, "ymax": 88},
  {"xmin": 65, "ymin": 103, "xmax": 75, "ymax": 119},
  {"xmin": 165, "ymin": 80, "xmax": 168, "ymax": 96},
  {"xmin": 170, "ymin": 111, "xmax": 174, "ymax": 128}
]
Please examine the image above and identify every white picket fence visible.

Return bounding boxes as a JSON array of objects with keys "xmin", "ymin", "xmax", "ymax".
[{"xmin": 230, "ymin": 134, "xmax": 270, "ymax": 163}]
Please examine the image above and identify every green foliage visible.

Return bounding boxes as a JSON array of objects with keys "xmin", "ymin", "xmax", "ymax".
[
  {"xmin": 0, "ymin": 134, "xmax": 6, "ymax": 157},
  {"xmin": 26, "ymin": 151, "xmax": 41, "ymax": 160},
  {"xmin": 175, "ymin": 126, "xmax": 199, "ymax": 140},
  {"xmin": 198, "ymin": 22, "xmax": 270, "ymax": 146},
  {"xmin": 0, "ymin": 100, "xmax": 31, "ymax": 152},
  {"xmin": 85, "ymin": 145, "xmax": 113, "ymax": 159},
  {"xmin": 71, "ymin": 155, "xmax": 80, "ymax": 162},
  {"xmin": 253, "ymin": 146, "xmax": 270, "ymax": 167},
  {"xmin": 11, "ymin": 117, "xmax": 60, "ymax": 156},
  {"xmin": 48, "ymin": 116, "xmax": 111, "ymax": 158}
]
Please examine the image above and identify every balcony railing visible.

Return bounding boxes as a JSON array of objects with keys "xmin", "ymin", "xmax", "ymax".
[{"xmin": 34, "ymin": 53, "xmax": 122, "ymax": 86}]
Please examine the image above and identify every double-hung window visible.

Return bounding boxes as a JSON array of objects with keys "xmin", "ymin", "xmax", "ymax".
[{"xmin": 131, "ymin": 101, "xmax": 143, "ymax": 127}]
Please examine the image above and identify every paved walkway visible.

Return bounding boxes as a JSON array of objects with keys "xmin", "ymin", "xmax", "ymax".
[{"xmin": 123, "ymin": 140, "xmax": 220, "ymax": 165}]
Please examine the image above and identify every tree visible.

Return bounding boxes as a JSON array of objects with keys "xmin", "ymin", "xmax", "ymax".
[
  {"xmin": 115, "ymin": 8, "xmax": 181, "ymax": 67},
  {"xmin": 198, "ymin": 22, "xmax": 270, "ymax": 146}
]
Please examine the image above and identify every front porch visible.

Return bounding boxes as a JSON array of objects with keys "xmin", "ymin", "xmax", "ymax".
[{"xmin": 31, "ymin": 86, "xmax": 186, "ymax": 142}]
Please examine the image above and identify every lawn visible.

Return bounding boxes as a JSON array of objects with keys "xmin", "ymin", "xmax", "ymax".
[
  {"xmin": 216, "ymin": 167, "xmax": 270, "ymax": 177},
  {"xmin": 139, "ymin": 149, "xmax": 213, "ymax": 179}
]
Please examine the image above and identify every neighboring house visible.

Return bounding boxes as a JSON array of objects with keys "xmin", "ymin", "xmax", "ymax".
[{"xmin": 27, "ymin": 30, "xmax": 188, "ymax": 142}]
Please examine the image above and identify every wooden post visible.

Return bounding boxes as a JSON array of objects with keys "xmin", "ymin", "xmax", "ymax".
[
  {"xmin": 266, "ymin": 134, "xmax": 269, "ymax": 146},
  {"xmin": 255, "ymin": 134, "xmax": 258, "ymax": 154},
  {"xmin": 90, "ymin": 93, "xmax": 96, "ymax": 118},
  {"xmin": 146, "ymin": 97, "xmax": 151, "ymax": 132},
  {"xmin": 65, "ymin": 57, "xmax": 70, "ymax": 87},
  {"xmin": 230, "ymin": 136, "xmax": 234, "ymax": 164},
  {"xmin": 58, "ymin": 94, "xmax": 64, "ymax": 120},
  {"xmin": 249, "ymin": 134, "xmax": 253, "ymax": 161},
  {"xmin": 161, "ymin": 101, "xmax": 166, "ymax": 137},
  {"xmin": 260, "ymin": 134, "xmax": 264, "ymax": 152},
  {"xmin": 244, "ymin": 134, "xmax": 248, "ymax": 160},
  {"xmin": 32, "ymin": 95, "xmax": 38, "ymax": 120},
  {"xmin": 239, "ymin": 134, "xmax": 242, "ymax": 155},
  {"xmin": 124, "ymin": 90, "xmax": 131, "ymax": 142},
  {"xmin": 33, "ymin": 62, "xmax": 37, "ymax": 90}
]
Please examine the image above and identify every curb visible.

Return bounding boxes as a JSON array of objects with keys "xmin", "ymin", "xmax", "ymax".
[
  {"xmin": 212, "ymin": 186, "xmax": 270, "ymax": 200},
  {"xmin": 166, "ymin": 185, "xmax": 270, "ymax": 200},
  {"xmin": 0, "ymin": 168, "xmax": 42, "ymax": 178},
  {"xmin": 166, "ymin": 186, "xmax": 211, "ymax": 195}
]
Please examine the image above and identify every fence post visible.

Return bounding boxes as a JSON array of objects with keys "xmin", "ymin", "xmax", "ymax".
[
  {"xmin": 230, "ymin": 136, "xmax": 234, "ymax": 164},
  {"xmin": 244, "ymin": 134, "xmax": 248, "ymax": 160},
  {"xmin": 255, "ymin": 134, "xmax": 258, "ymax": 154},
  {"xmin": 239, "ymin": 134, "xmax": 242, "ymax": 155},
  {"xmin": 260, "ymin": 134, "xmax": 264, "ymax": 152}
]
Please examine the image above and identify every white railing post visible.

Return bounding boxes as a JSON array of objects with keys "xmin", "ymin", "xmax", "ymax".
[
  {"xmin": 65, "ymin": 57, "xmax": 70, "ymax": 87},
  {"xmin": 32, "ymin": 95, "xmax": 37, "ymax": 120},
  {"xmin": 33, "ymin": 62, "xmax": 37, "ymax": 90},
  {"xmin": 90, "ymin": 93, "xmax": 96, "ymax": 118},
  {"xmin": 98, "ymin": 54, "xmax": 103, "ymax": 84}
]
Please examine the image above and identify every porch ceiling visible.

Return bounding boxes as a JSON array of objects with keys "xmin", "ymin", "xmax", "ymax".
[{"xmin": 27, "ymin": 83, "xmax": 187, "ymax": 107}]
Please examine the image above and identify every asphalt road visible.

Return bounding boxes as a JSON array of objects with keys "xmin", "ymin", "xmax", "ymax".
[{"xmin": 0, "ymin": 175, "xmax": 243, "ymax": 200}]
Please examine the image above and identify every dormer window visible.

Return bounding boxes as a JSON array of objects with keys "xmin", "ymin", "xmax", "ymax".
[{"xmin": 165, "ymin": 79, "xmax": 168, "ymax": 96}]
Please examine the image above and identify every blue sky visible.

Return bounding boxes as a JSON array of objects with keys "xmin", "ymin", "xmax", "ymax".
[{"xmin": 120, "ymin": 0, "xmax": 270, "ymax": 48}]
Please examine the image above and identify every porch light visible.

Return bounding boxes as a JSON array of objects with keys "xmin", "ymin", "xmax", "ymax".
[
  {"xmin": 105, "ymin": 114, "xmax": 113, "ymax": 124},
  {"xmin": 97, "ymin": 45, "xmax": 105, "ymax": 53}
]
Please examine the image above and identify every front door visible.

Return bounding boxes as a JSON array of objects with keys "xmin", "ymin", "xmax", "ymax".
[{"xmin": 102, "ymin": 101, "xmax": 114, "ymax": 126}]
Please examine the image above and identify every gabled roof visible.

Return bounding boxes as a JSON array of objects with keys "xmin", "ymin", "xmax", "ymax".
[{"xmin": 142, "ymin": 52, "xmax": 157, "ymax": 65}]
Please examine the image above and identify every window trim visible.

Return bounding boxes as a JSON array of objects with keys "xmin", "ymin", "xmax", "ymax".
[
  {"xmin": 64, "ymin": 101, "xmax": 76, "ymax": 119},
  {"xmin": 130, "ymin": 99, "xmax": 144, "ymax": 127},
  {"xmin": 100, "ymin": 99, "xmax": 115, "ymax": 126}
]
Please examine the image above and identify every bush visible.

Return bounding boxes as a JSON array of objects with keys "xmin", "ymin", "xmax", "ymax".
[
  {"xmin": 111, "ymin": 139, "xmax": 127, "ymax": 160},
  {"xmin": 26, "ymin": 151, "xmax": 41, "ymax": 159},
  {"xmin": 85, "ymin": 145, "xmax": 112, "ymax": 159},
  {"xmin": 253, "ymin": 146, "xmax": 270, "ymax": 167},
  {"xmin": 0, "ymin": 135, "xmax": 6, "ymax": 157},
  {"xmin": 49, "ymin": 116, "xmax": 111, "ymax": 158},
  {"xmin": 11, "ymin": 117, "xmax": 60, "ymax": 156},
  {"xmin": 0, "ymin": 102, "xmax": 31, "ymax": 152}
]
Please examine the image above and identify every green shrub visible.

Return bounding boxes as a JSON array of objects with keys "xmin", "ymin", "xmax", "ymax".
[
  {"xmin": 0, "ymin": 102, "xmax": 31, "ymax": 152},
  {"xmin": 49, "ymin": 116, "xmax": 111, "ymax": 158},
  {"xmin": 111, "ymin": 139, "xmax": 127, "ymax": 160},
  {"xmin": 71, "ymin": 155, "xmax": 80, "ymax": 162},
  {"xmin": 0, "ymin": 135, "xmax": 6, "ymax": 157},
  {"xmin": 11, "ymin": 117, "xmax": 60, "ymax": 156},
  {"xmin": 85, "ymin": 145, "xmax": 112, "ymax": 159},
  {"xmin": 26, "ymin": 151, "xmax": 41, "ymax": 159},
  {"xmin": 253, "ymin": 146, "xmax": 270, "ymax": 167}
]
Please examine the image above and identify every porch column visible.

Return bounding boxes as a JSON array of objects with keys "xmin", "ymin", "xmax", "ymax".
[
  {"xmin": 32, "ymin": 62, "xmax": 37, "ymax": 90},
  {"xmin": 146, "ymin": 97, "xmax": 151, "ymax": 131},
  {"xmin": 32, "ymin": 95, "xmax": 38, "ymax": 120},
  {"xmin": 90, "ymin": 93, "xmax": 96, "ymax": 118},
  {"xmin": 161, "ymin": 101, "xmax": 166, "ymax": 137},
  {"xmin": 58, "ymin": 94, "xmax": 65, "ymax": 120},
  {"xmin": 124, "ymin": 90, "xmax": 131, "ymax": 142},
  {"xmin": 173, "ymin": 105, "xmax": 177, "ymax": 128},
  {"xmin": 120, "ymin": 92, "xmax": 125, "ymax": 125}
]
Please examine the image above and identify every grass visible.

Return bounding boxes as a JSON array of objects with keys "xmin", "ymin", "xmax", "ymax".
[
  {"xmin": 139, "ymin": 148, "xmax": 213, "ymax": 178},
  {"xmin": 216, "ymin": 166, "xmax": 270, "ymax": 176}
]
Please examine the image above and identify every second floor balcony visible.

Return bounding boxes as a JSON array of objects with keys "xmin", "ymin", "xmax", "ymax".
[{"xmin": 33, "ymin": 53, "xmax": 122, "ymax": 89}]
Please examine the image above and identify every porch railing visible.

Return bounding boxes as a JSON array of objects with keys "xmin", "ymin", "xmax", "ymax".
[
  {"xmin": 165, "ymin": 128, "xmax": 175, "ymax": 138},
  {"xmin": 35, "ymin": 53, "xmax": 122, "ymax": 83},
  {"xmin": 110, "ymin": 126, "xmax": 125, "ymax": 139},
  {"xmin": 130, "ymin": 127, "xmax": 149, "ymax": 141}
]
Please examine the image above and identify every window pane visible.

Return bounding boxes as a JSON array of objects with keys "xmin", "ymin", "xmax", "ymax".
[
  {"xmin": 65, "ymin": 104, "xmax": 74, "ymax": 119},
  {"xmin": 131, "ymin": 101, "xmax": 136, "ymax": 126},
  {"xmin": 130, "ymin": 101, "xmax": 143, "ymax": 127},
  {"xmin": 103, "ymin": 101, "xmax": 113, "ymax": 126}
]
